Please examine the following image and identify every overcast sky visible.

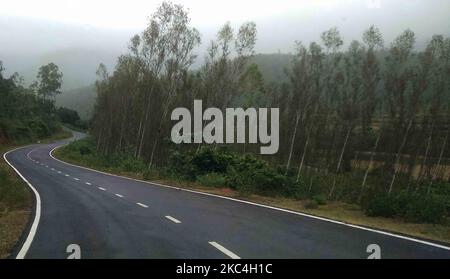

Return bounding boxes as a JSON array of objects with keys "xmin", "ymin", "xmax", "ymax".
[
  {"xmin": 2, "ymin": 0, "xmax": 449, "ymax": 44},
  {"xmin": 1, "ymin": 0, "xmax": 449, "ymax": 88}
]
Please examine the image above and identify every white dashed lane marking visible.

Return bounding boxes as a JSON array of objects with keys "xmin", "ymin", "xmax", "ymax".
[
  {"xmin": 115, "ymin": 194, "xmax": 124, "ymax": 198},
  {"xmin": 209, "ymin": 242, "xmax": 241, "ymax": 259},
  {"xmin": 73, "ymin": 178, "xmax": 80, "ymax": 181},
  {"xmin": 137, "ymin": 203, "xmax": 149, "ymax": 208},
  {"xmin": 98, "ymin": 187, "xmax": 106, "ymax": 191},
  {"xmin": 85, "ymin": 182, "xmax": 92, "ymax": 185},
  {"xmin": 165, "ymin": 216, "xmax": 181, "ymax": 224}
]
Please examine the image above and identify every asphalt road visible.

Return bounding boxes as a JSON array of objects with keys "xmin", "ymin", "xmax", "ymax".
[{"xmin": 4, "ymin": 132, "xmax": 450, "ymax": 259}]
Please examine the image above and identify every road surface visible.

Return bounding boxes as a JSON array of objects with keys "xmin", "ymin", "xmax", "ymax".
[{"xmin": 4, "ymin": 132, "xmax": 450, "ymax": 259}]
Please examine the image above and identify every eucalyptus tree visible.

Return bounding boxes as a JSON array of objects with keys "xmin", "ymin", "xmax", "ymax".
[
  {"xmin": 147, "ymin": 2, "xmax": 201, "ymax": 168},
  {"xmin": 319, "ymin": 27, "xmax": 344, "ymax": 173},
  {"xmin": 359, "ymin": 26, "xmax": 384, "ymax": 202},
  {"xmin": 195, "ymin": 22, "xmax": 257, "ymax": 153},
  {"xmin": 128, "ymin": 2, "xmax": 202, "ymax": 160},
  {"xmin": 201, "ymin": 21, "xmax": 257, "ymax": 110},
  {"xmin": 384, "ymin": 29, "xmax": 417, "ymax": 195},
  {"xmin": 285, "ymin": 41, "xmax": 324, "ymax": 175},
  {"xmin": 361, "ymin": 25, "xmax": 383, "ymax": 138},
  {"xmin": 295, "ymin": 42, "xmax": 324, "ymax": 181},
  {"xmin": 329, "ymin": 40, "xmax": 365, "ymax": 199},
  {"xmin": 36, "ymin": 63, "xmax": 63, "ymax": 101}
]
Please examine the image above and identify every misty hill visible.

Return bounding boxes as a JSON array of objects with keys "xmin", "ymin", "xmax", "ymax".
[
  {"xmin": 56, "ymin": 84, "xmax": 96, "ymax": 120},
  {"xmin": 55, "ymin": 53, "xmax": 294, "ymax": 119},
  {"xmin": 250, "ymin": 53, "xmax": 293, "ymax": 84}
]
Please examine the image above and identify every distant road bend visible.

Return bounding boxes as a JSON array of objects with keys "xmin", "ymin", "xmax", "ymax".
[{"xmin": 4, "ymin": 132, "xmax": 450, "ymax": 259}]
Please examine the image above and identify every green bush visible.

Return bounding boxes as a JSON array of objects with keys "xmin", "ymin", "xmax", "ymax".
[
  {"xmin": 313, "ymin": 194, "xmax": 327, "ymax": 206},
  {"xmin": 119, "ymin": 155, "xmax": 146, "ymax": 172},
  {"xmin": 403, "ymin": 196, "xmax": 447, "ymax": 224},
  {"xmin": 196, "ymin": 173, "xmax": 227, "ymax": 188},
  {"xmin": 191, "ymin": 148, "xmax": 234, "ymax": 175},
  {"xmin": 365, "ymin": 192, "xmax": 448, "ymax": 223},
  {"xmin": 365, "ymin": 195, "xmax": 396, "ymax": 218},
  {"xmin": 166, "ymin": 150, "xmax": 197, "ymax": 180},
  {"xmin": 225, "ymin": 153, "xmax": 289, "ymax": 195}
]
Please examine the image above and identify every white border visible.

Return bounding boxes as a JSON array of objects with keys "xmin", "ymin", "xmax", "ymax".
[
  {"xmin": 50, "ymin": 145, "xmax": 450, "ymax": 251},
  {"xmin": 3, "ymin": 146, "xmax": 41, "ymax": 259}
]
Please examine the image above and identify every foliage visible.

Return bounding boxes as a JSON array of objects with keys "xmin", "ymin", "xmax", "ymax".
[
  {"xmin": 35, "ymin": 63, "xmax": 63, "ymax": 100},
  {"xmin": 0, "ymin": 62, "xmax": 61, "ymax": 142},
  {"xmin": 78, "ymin": 3, "xmax": 450, "ymax": 224},
  {"xmin": 365, "ymin": 192, "xmax": 448, "ymax": 223},
  {"xmin": 196, "ymin": 173, "xmax": 227, "ymax": 188},
  {"xmin": 57, "ymin": 107, "xmax": 88, "ymax": 130}
]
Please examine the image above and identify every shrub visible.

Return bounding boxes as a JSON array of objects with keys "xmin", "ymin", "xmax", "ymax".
[
  {"xmin": 225, "ymin": 153, "xmax": 289, "ymax": 195},
  {"xmin": 403, "ymin": 196, "xmax": 447, "ymax": 224},
  {"xmin": 365, "ymin": 195, "xmax": 396, "ymax": 218},
  {"xmin": 196, "ymin": 173, "xmax": 227, "ymax": 188},
  {"xmin": 313, "ymin": 194, "xmax": 327, "ymax": 206},
  {"xmin": 119, "ymin": 155, "xmax": 146, "ymax": 172},
  {"xmin": 365, "ymin": 192, "xmax": 448, "ymax": 224},
  {"xmin": 166, "ymin": 150, "xmax": 196, "ymax": 180},
  {"xmin": 191, "ymin": 148, "xmax": 235, "ymax": 175}
]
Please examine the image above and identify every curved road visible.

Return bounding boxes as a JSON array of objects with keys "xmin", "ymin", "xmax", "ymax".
[{"xmin": 4, "ymin": 132, "xmax": 450, "ymax": 259}]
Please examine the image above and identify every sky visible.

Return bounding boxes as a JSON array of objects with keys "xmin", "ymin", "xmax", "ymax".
[
  {"xmin": 0, "ymin": 0, "xmax": 372, "ymax": 30},
  {"xmin": 1, "ymin": 0, "xmax": 449, "ymax": 88}
]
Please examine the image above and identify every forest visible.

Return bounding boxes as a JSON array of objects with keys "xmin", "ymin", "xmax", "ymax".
[{"xmin": 77, "ymin": 2, "xmax": 450, "ymax": 223}]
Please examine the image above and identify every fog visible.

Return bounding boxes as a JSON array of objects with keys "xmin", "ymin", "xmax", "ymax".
[{"xmin": 1, "ymin": 0, "xmax": 449, "ymax": 89}]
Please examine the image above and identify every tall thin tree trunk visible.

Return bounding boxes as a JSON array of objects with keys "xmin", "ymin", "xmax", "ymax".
[
  {"xmin": 427, "ymin": 130, "xmax": 448, "ymax": 195},
  {"xmin": 285, "ymin": 112, "xmax": 301, "ymax": 174},
  {"xmin": 418, "ymin": 126, "xmax": 432, "ymax": 183},
  {"xmin": 137, "ymin": 82, "xmax": 157, "ymax": 158},
  {"xmin": 329, "ymin": 126, "xmax": 352, "ymax": 199},
  {"xmin": 96, "ymin": 129, "xmax": 103, "ymax": 152},
  {"xmin": 296, "ymin": 131, "xmax": 310, "ymax": 182},
  {"xmin": 148, "ymin": 82, "xmax": 176, "ymax": 168},
  {"xmin": 135, "ymin": 112, "xmax": 144, "ymax": 157},
  {"xmin": 358, "ymin": 131, "xmax": 381, "ymax": 203},
  {"xmin": 388, "ymin": 119, "xmax": 413, "ymax": 196}
]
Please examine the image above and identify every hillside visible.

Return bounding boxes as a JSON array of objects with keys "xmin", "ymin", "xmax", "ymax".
[
  {"xmin": 56, "ymin": 84, "xmax": 96, "ymax": 120},
  {"xmin": 55, "ymin": 53, "xmax": 293, "ymax": 119}
]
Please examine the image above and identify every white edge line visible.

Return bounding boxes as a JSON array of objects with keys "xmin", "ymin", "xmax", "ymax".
[
  {"xmin": 49, "ymin": 145, "xmax": 450, "ymax": 251},
  {"xmin": 165, "ymin": 216, "xmax": 181, "ymax": 224},
  {"xmin": 209, "ymin": 242, "xmax": 240, "ymax": 259},
  {"xmin": 136, "ymin": 202, "xmax": 148, "ymax": 208},
  {"xmin": 4, "ymin": 145, "xmax": 41, "ymax": 259}
]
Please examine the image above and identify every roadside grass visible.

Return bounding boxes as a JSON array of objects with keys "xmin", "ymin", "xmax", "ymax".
[
  {"xmin": 0, "ymin": 128, "xmax": 73, "ymax": 259},
  {"xmin": 55, "ymin": 139, "xmax": 450, "ymax": 245}
]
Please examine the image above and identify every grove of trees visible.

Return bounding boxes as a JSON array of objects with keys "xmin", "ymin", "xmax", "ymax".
[
  {"xmin": 89, "ymin": 2, "xmax": 450, "ymax": 223},
  {"xmin": 0, "ymin": 62, "xmax": 64, "ymax": 142}
]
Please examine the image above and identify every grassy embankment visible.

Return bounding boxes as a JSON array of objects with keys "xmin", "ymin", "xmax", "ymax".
[
  {"xmin": 55, "ymin": 137, "xmax": 450, "ymax": 245},
  {"xmin": 0, "ymin": 129, "xmax": 72, "ymax": 258}
]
